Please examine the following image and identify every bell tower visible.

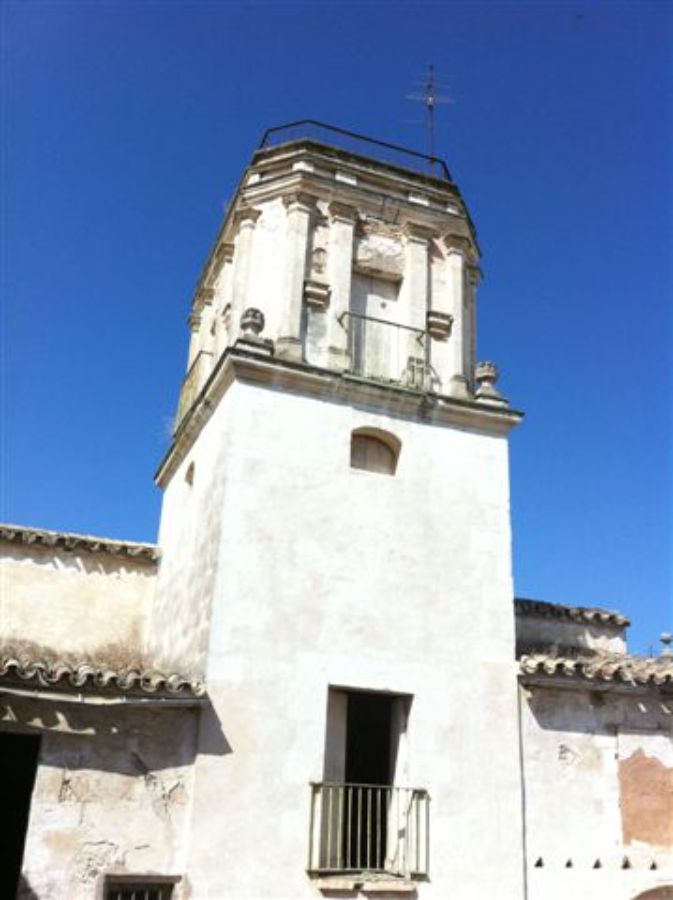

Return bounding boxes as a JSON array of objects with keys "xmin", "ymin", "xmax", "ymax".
[{"xmin": 149, "ymin": 123, "xmax": 525, "ymax": 899}]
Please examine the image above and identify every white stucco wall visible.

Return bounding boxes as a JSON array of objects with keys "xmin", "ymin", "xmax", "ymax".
[
  {"xmin": 520, "ymin": 682, "xmax": 673, "ymax": 900},
  {"xmin": 153, "ymin": 377, "xmax": 525, "ymax": 899},
  {"xmin": 0, "ymin": 542, "xmax": 156, "ymax": 661}
]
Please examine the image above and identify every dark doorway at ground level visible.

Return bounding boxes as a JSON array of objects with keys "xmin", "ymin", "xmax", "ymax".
[{"xmin": 0, "ymin": 733, "xmax": 40, "ymax": 898}]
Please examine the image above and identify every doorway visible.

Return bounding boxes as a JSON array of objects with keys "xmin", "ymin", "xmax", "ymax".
[{"xmin": 0, "ymin": 733, "xmax": 40, "ymax": 898}]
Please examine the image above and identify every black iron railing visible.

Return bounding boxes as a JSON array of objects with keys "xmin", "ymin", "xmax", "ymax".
[
  {"xmin": 339, "ymin": 312, "xmax": 429, "ymax": 390},
  {"xmin": 308, "ymin": 782, "xmax": 430, "ymax": 877},
  {"xmin": 259, "ymin": 120, "xmax": 451, "ymax": 181}
]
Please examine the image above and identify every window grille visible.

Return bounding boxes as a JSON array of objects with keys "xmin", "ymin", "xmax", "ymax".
[{"xmin": 104, "ymin": 876, "xmax": 177, "ymax": 900}]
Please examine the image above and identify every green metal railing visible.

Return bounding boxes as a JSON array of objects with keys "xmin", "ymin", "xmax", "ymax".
[
  {"xmin": 339, "ymin": 312, "xmax": 429, "ymax": 390},
  {"xmin": 308, "ymin": 782, "xmax": 430, "ymax": 877}
]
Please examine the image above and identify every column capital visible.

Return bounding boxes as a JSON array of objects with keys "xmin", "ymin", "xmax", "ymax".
[
  {"xmin": 403, "ymin": 221, "xmax": 437, "ymax": 243},
  {"xmin": 215, "ymin": 241, "xmax": 235, "ymax": 264},
  {"xmin": 328, "ymin": 201, "xmax": 358, "ymax": 224},
  {"xmin": 442, "ymin": 233, "xmax": 474, "ymax": 258},
  {"xmin": 466, "ymin": 262, "xmax": 482, "ymax": 287},
  {"xmin": 283, "ymin": 191, "xmax": 318, "ymax": 214},
  {"xmin": 233, "ymin": 207, "xmax": 262, "ymax": 228},
  {"xmin": 196, "ymin": 286, "xmax": 215, "ymax": 307}
]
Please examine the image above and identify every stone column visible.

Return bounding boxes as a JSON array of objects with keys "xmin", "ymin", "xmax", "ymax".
[
  {"xmin": 214, "ymin": 242, "xmax": 235, "ymax": 354},
  {"xmin": 231, "ymin": 208, "xmax": 261, "ymax": 339},
  {"xmin": 402, "ymin": 223, "xmax": 433, "ymax": 330},
  {"xmin": 326, "ymin": 201, "xmax": 357, "ymax": 369},
  {"xmin": 187, "ymin": 310, "xmax": 202, "ymax": 368},
  {"xmin": 464, "ymin": 261, "xmax": 481, "ymax": 393},
  {"xmin": 277, "ymin": 192, "xmax": 317, "ymax": 361},
  {"xmin": 442, "ymin": 235, "xmax": 472, "ymax": 399}
]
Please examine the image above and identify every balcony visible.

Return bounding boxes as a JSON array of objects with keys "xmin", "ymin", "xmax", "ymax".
[
  {"xmin": 307, "ymin": 782, "xmax": 430, "ymax": 878},
  {"xmin": 340, "ymin": 312, "xmax": 431, "ymax": 391}
]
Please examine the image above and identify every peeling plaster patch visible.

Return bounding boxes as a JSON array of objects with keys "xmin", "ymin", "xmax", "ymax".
[
  {"xmin": 72, "ymin": 840, "xmax": 121, "ymax": 884},
  {"xmin": 620, "ymin": 749, "xmax": 673, "ymax": 847}
]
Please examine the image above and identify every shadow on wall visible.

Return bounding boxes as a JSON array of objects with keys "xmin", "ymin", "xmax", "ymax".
[
  {"xmin": 0, "ymin": 698, "xmax": 232, "ymax": 775},
  {"xmin": 16, "ymin": 875, "xmax": 39, "ymax": 899},
  {"xmin": 523, "ymin": 685, "xmax": 669, "ymax": 736}
]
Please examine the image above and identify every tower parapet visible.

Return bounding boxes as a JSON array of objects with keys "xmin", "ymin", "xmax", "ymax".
[{"xmin": 175, "ymin": 123, "xmax": 512, "ymax": 441}]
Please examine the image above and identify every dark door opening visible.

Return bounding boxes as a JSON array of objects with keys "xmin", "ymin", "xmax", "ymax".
[
  {"xmin": 0, "ymin": 733, "xmax": 40, "ymax": 898},
  {"xmin": 344, "ymin": 692, "xmax": 393, "ymax": 869}
]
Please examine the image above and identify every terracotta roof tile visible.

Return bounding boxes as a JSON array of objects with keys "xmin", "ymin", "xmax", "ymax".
[
  {"xmin": 515, "ymin": 597, "xmax": 629, "ymax": 628},
  {"xmin": 0, "ymin": 656, "xmax": 205, "ymax": 697},
  {"xmin": 0, "ymin": 524, "xmax": 159, "ymax": 563},
  {"xmin": 520, "ymin": 652, "xmax": 673, "ymax": 686}
]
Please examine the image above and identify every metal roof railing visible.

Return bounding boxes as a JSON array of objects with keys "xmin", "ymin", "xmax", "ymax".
[{"xmin": 258, "ymin": 119, "xmax": 452, "ymax": 181}]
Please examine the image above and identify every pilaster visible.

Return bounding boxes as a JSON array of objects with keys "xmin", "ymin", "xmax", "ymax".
[
  {"xmin": 402, "ymin": 223, "xmax": 434, "ymax": 331},
  {"xmin": 326, "ymin": 202, "xmax": 358, "ymax": 369},
  {"xmin": 277, "ymin": 192, "xmax": 317, "ymax": 362},
  {"xmin": 442, "ymin": 234, "xmax": 474, "ymax": 399},
  {"xmin": 231, "ymin": 208, "xmax": 261, "ymax": 342}
]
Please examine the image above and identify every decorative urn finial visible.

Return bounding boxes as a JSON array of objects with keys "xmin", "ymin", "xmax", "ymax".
[
  {"xmin": 661, "ymin": 633, "xmax": 673, "ymax": 658},
  {"xmin": 240, "ymin": 308, "xmax": 265, "ymax": 339},
  {"xmin": 474, "ymin": 361, "xmax": 508, "ymax": 406}
]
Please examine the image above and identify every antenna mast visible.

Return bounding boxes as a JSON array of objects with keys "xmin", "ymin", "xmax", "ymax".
[{"xmin": 406, "ymin": 64, "xmax": 453, "ymax": 174}]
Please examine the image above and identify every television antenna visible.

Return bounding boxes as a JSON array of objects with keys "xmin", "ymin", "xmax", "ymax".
[{"xmin": 406, "ymin": 64, "xmax": 454, "ymax": 172}]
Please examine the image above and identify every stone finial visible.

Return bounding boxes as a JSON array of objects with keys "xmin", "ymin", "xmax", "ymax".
[
  {"xmin": 475, "ymin": 361, "xmax": 508, "ymax": 407},
  {"xmin": 240, "ymin": 308, "xmax": 265, "ymax": 338},
  {"xmin": 234, "ymin": 308, "xmax": 274, "ymax": 357},
  {"xmin": 661, "ymin": 633, "xmax": 673, "ymax": 658},
  {"xmin": 426, "ymin": 310, "xmax": 453, "ymax": 341}
]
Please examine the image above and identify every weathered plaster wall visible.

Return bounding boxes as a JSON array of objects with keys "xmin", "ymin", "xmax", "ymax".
[
  {"xmin": 516, "ymin": 615, "xmax": 627, "ymax": 654},
  {"xmin": 0, "ymin": 543, "xmax": 156, "ymax": 661},
  {"xmin": 156, "ymin": 379, "xmax": 525, "ymax": 899},
  {"xmin": 2, "ymin": 700, "xmax": 197, "ymax": 900},
  {"xmin": 520, "ymin": 682, "xmax": 673, "ymax": 900}
]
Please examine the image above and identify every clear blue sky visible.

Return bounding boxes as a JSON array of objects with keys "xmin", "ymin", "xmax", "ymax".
[{"xmin": 2, "ymin": 1, "xmax": 671, "ymax": 653}]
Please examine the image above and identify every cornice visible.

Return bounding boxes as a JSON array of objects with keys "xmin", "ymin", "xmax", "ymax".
[
  {"xmin": 0, "ymin": 524, "xmax": 159, "ymax": 564},
  {"xmin": 155, "ymin": 351, "xmax": 523, "ymax": 487}
]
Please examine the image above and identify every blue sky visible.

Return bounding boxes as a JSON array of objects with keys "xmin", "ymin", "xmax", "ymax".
[{"xmin": 2, "ymin": 1, "xmax": 671, "ymax": 652}]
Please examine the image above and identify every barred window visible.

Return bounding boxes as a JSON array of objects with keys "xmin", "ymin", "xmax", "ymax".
[{"xmin": 103, "ymin": 875, "xmax": 178, "ymax": 900}]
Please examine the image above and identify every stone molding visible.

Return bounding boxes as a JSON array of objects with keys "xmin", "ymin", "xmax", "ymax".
[
  {"xmin": 304, "ymin": 279, "xmax": 331, "ymax": 311},
  {"xmin": 282, "ymin": 191, "xmax": 318, "ymax": 214},
  {"xmin": 426, "ymin": 310, "xmax": 454, "ymax": 340},
  {"xmin": 233, "ymin": 207, "xmax": 262, "ymax": 228},
  {"xmin": 403, "ymin": 221, "xmax": 437, "ymax": 243},
  {"xmin": 155, "ymin": 350, "xmax": 524, "ymax": 487},
  {"xmin": 0, "ymin": 524, "xmax": 159, "ymax": 563},
  {"xmin": 328, "ymin": 200, "xmax": 359, "ymax": 223}
]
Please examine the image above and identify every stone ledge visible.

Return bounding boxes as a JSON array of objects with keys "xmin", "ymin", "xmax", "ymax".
[{"xmin": 315, "ymin": 875, "xmax": 418, "ymax": 895}]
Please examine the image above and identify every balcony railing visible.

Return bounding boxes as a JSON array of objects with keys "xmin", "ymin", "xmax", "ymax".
[
  {"xmin": 308, "ymin": 782, "xmax": 430, "ymax": 878},
  {"xmin": 175, "ymin": 350, "xmax": 213, "ymax": 428},
  {"xmin": 340, "ymin": 312, "xmax": 430, "ymax": 390},
  {"xmin": 259, "ymin": 120, "xmax": 452, "ymax": 181}
]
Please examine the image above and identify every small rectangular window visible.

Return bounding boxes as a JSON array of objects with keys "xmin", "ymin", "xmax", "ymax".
[{"xmin": 103, "ymin": 875, "xmax": 178, "ymax": 900}]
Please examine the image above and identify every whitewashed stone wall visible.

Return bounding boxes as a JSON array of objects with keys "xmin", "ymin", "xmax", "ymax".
[
  {"xmin": 0, "ymin": 542, "xmax": 156, "ymax": 661},
  {"xmin": 520, "ymin": 682, "xmax": 673, "ymax": 900},
  {"xmin": 152, "ymin": 377, "xmax": 525, "ymax": 899}
]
